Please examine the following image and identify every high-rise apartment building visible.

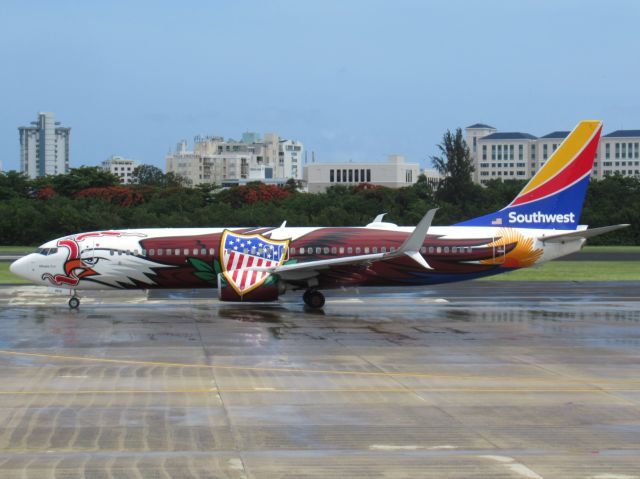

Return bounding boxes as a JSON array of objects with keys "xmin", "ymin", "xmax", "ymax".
[
  {"xmin": 18, "ymin": 112, "xmax": 70, "ymax": 178},
  {"xmin": 166, "ymin": 132, "xmax": 303, "ymax": 187},
  {"xmin": 466, "ymin": 123, "xmax": 640, "ymax": 184}
]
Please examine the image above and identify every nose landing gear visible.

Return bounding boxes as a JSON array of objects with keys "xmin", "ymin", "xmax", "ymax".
[
  {"xmin": 68, "ymin": 291, "xmax": 80, "ymax": 309},
  {"xmin": 303, "ymin": 289, "xmax": 325, "ymax": 309}
]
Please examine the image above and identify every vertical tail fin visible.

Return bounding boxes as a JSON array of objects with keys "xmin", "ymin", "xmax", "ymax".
[{"xmin": 458, "ymin": 120, "xmax": 603, "ymax": 229}]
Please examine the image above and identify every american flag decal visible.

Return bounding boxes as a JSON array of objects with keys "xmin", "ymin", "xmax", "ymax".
[{"xmin": 220, "ymin": 230, "xmax": 289, "ymax": 295}]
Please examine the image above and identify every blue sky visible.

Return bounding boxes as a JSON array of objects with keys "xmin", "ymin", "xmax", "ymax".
[{"xmin": 1, "ymin": 0, "xmax": 639, "ymax": 171}]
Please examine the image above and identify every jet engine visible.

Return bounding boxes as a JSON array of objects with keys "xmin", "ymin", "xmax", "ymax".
[{"xmin": 217, "ymin": 272, "xmax": 283, "ymax": 302}]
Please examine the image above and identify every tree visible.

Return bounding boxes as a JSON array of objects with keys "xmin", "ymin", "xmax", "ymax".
[
  {"xmin": 132, "ymin": 164, "xmax": 165, "ymax": 186},
  {"xmin": 430, "ymin": 128, "xmax": 476, "ymax": 204}
]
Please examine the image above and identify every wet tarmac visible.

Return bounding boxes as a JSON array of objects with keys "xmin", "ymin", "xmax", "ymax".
[{"xmin": 0, "ymin": 281, "xmax": 639, "ymax": 478}]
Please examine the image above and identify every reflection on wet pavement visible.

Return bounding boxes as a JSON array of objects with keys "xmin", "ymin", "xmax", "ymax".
[{"xmin": 0, "ymin": 281, "xmax": 639, "ymax": 478}]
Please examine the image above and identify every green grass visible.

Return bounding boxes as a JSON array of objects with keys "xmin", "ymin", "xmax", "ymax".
[
  {"xmin": 0, "ymin": 246, "xmax": 34, "ymax": 254},
  {"xmin": 581, "ymin": 245, "xmax": 640, "ymax": 253},
  {"xmin": 481, "ymin": 261, "xmax": 640, "ymax": 282},
  {"xmin": 0, "ymin": 263, "xmax": 30, "ymax": 284}
]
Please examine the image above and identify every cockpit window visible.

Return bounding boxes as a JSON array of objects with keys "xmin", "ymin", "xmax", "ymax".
[{"xmin": 35, "ymin": 247, "xmax": 58, "ymax": 256}]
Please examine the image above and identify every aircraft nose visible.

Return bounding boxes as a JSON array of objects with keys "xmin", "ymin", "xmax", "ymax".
[{"xmin": 10, "ymin": 256, "xmax": 32, "ymax": 281}]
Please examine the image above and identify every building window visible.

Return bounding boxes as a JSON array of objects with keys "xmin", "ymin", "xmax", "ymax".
[
  {"xmin": 497, "ymin": 145, "xmax": 502, "ymax": 161},
  {"xmin": 366, "ymin": 169, "xmax": 371, "ymax": 182},
  {"xmin": 330, "ymin": 169, "xmax": 334, "ymax": 182},
  {"xmin": 342, "ymin": 169, "xmax": 347, "ymax": 182},
  {"xmin": 622, "ymin": 143, "xmax": 627, "ymax": 159},
  {"xmin": 615, "ymin": 143, "xmax": 620, "ymax": 159},
  {"xmin": 492, "ymin": 145, "xmax": 496, "ymax": 160},
  {"xmin": 543, "ymin": 144, "xmax": 548, "ymax": 159},
  {"xmin": 635, "ymin": 143, "xmax": 639, "ymax": 159},
  {"xmin": 348, "ymin": 169, "xmax": 353, "ymax": 182},
  {"xmin": 509, "ymin": 144, "xmax": 514, "ymax": 160},
  {"xmin": 531, "ymin": 144, "xmax": 536, "ymax": 159},
  {"xmin": 355, "ymin": 169, "xmax": 359, "ymax": 182},
  {"xmin": 605, "ymin": 143, "xmax": 610, "ymax": 159},
  {"xmin": 518, "ymin": 144, "xmax": 523, "ymax": 160},
  {"xmin": 482, "ymin": 144, "xmax": 487, "ymax": 160}
]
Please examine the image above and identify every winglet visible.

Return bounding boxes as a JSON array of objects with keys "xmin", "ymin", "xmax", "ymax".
[
  {"xmin": 371, "ymin": 213, "xmax": 386, "ymax": 223},
  {"xmin": 396, "ymin": 208, "xmax": 438, "ymax": 269}
]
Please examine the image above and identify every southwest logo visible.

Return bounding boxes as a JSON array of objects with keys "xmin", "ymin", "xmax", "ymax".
[{"xmin": 508, "ymin": 211, "xmax": 576, "ymax": 224}]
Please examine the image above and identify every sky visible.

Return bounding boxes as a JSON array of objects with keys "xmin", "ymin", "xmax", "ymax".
[{"xmin": 1, "ymin": 0, "xmax": 639, "ymax": 172}]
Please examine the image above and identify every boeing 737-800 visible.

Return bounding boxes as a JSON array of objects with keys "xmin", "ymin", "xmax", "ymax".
[{"xmin": 10, "ymin": 120, "xmax": 628, "ymax": 309}]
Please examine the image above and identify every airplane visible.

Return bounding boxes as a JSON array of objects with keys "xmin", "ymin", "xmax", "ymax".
[{"xmin": 10, "ymin": 120, "xmax": 628, "ymax": 310}]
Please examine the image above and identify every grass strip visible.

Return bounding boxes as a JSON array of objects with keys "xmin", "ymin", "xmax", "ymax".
[{"xmin": 481, "ymin": 261, "xmax": 640, "ymax": 282}]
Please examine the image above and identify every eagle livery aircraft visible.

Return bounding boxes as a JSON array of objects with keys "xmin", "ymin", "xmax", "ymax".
[{"xmin": 10, "ymin": 120, "xmax": 628, "ymax": 309}]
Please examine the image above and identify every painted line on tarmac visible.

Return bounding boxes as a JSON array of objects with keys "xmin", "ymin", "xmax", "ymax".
[
  {"xmin": 1, "ymin": 349, "xmax": 640, "ymax": 386},
  {"xmin": 0, "ymin": 386, "xmax": 638, "ymax": 395}
]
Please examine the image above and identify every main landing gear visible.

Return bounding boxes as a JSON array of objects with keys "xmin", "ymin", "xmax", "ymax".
[
  {"xmin": 68, "ymin": 291, "xmax": 80, "ymax": 309},
  {"xmin": 303, "ymin": 289, "xmax": 325, "ymax": 309}
]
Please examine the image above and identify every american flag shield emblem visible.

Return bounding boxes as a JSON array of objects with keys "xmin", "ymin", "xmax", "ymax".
[{"xmin": 220, "ymin": 230, "xmax": 289, "ymax": 295}]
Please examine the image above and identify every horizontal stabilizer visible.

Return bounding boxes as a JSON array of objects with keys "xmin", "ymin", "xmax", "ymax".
[{"xmin": 538, "ymin": 224, "xmax": 629, "ymax": 243}]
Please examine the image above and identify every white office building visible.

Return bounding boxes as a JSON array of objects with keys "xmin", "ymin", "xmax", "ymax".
[
  {"xmin": 166, "ymin": 132, "xmax": 303, "ymax": 187},
  {"xmin": 466, "ymin": 123, "xmax": 640, "ymax": 184},
  {"xmin": 304, "ymin": 155, "xmax": 421, "ymax": 193},
  {"xmin": 597, "ymin": 130, "xmax": 640, "ymax": 179},
  {"xmin": 101, "ymin": 156, "xmax": 139, "ymax": 184},
  {"xmin": 18, "ymin": 112, "xmax": 70, "ymax": 178}
]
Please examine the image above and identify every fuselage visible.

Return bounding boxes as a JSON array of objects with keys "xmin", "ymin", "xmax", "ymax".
[{"xmin": 10, "ymin": 224, "xmax": 584, "ymax": 291}]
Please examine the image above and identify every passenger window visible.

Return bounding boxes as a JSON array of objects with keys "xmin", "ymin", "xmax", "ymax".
[
  {"xmin": 175, "ymin": 249, "xmax": 180, "ymax": 256},
  {"xmin": 420, "ymin": 246, "xmax": 426, "ymax": 253},
  {"xmin": 444, "ymin": 247, "xmax": 449, "ymax": 253},
  {"xmin": 133, "ymin": 249, "xmax": 139, "ymax": 255},
  {"xmin": 339, "ymin": 247, "xmax": 344, "ymax": 254},
  {"xmin": 436, "ymin": 247, "xmax": 442, "ymax": 253},
  {"xmin": 364, "ymin": 247, "xmax": 370, "ymax": 254},
  {"xmin": 347, "ymin": 247, "xmax": 353, "ymax": 254},
  {"xmin": 110, "ymin": 250, "xmax": 114, "ymax": 256},
  {"xmin": 141, "ymin": 249, "xmax": 147, "ymax": 256},
  {"xmin": 429, "ymin": 246, "xmax": 434, "ymax": 253},
  {"xmin": 331, "ymin": 247, "xmax": 337, "ymax": 254},
  {"xmin": 118, "ymin": 250, "xmax": 123, "ymax": 256},
  {"xmin": 290, "ymin": 247, "xmax": 296, "ymax": 255},
  {"xmin": 372, "ymin": 247, "xmax": 378, "ymax": 253},
  {"xmin": 158, "ymin": 249, "xmax": 163, "ymax": 255},
  {"xmin": 451, "ymin": 247, "xmax": 457, "ymax": 254},
  {"xmin": 381, "ymin": 246, "xmax": 386, "ymax": 253},
  {"xmin": 323, "ymin": 247, "xmax": 329, "ymax": 254},
  {"xmin": 315, "ymin": 247, "xmax": 321, "ymax": 254},
  {"xmin": 200, "ymin": 248, "xmax": 206, "ymax": 255},
  {"xmin": 209, "ymin": 248, "xmax": 215, "ymax": 255},
  {"xmin": 183, "ymin": 248, "xmax": 188, "ymax": 255},
  {"xmin": 390, "ymin": 247, "xmax": 396, "ymax": 253},
  {"xmin": 356, "ymin": 247, "xmax": 361, "ymax": 254},
  {"xmin": 192, "ymin": 248, "xmax": 197, "ymax": 255},
  {"xmin": 150, "ymin": 249, "xmax": 155, "ymax": 255}
]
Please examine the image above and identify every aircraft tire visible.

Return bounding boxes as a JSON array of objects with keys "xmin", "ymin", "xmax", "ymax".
[
  {"xmin": 304, "ymin": 290, "xmax": 325, "ymax": 309},
  {"xmin": 68, "ymin": 297, "xmax": 80, "ymax": 309}
]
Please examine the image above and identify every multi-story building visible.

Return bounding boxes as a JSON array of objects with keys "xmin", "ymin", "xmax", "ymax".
[
  {"xmin": 166, "ymin": 132, "xmax": 303, "ymax": 187},
  {"xmin": 18, "ymin": 112, "xmax": 70, "ymax": 178},
  {"xmin": 598, "ymin": 130, "xmax": 640, "ymax": 179},
  {"xmin": 474, "ymin": 131, "xmax": 537, "ymax": 184},
  {"xmin": 101, "ymin": 156, "xmax": 139, "ymax": 184},
  {"xmin": 466, "ymin": 124, "xmax": 640, "ymax": 184},
  {"xmin": 304, "ymin": 155, "xmax": 421, "ymax": 193}
]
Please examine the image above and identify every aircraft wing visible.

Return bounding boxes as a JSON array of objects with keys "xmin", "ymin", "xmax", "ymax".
[
  {"xmin": 249, "ymin": 208, "xmax": 438, "ymax": 279},
  {"xmin": 538, "ymin": 224, "xmax": 629, "ymax": 243}
]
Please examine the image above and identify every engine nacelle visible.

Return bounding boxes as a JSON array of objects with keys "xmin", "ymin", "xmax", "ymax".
[{"xmin": 217, "ymin": 272, "xmax": 283, "ymax": 302}]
